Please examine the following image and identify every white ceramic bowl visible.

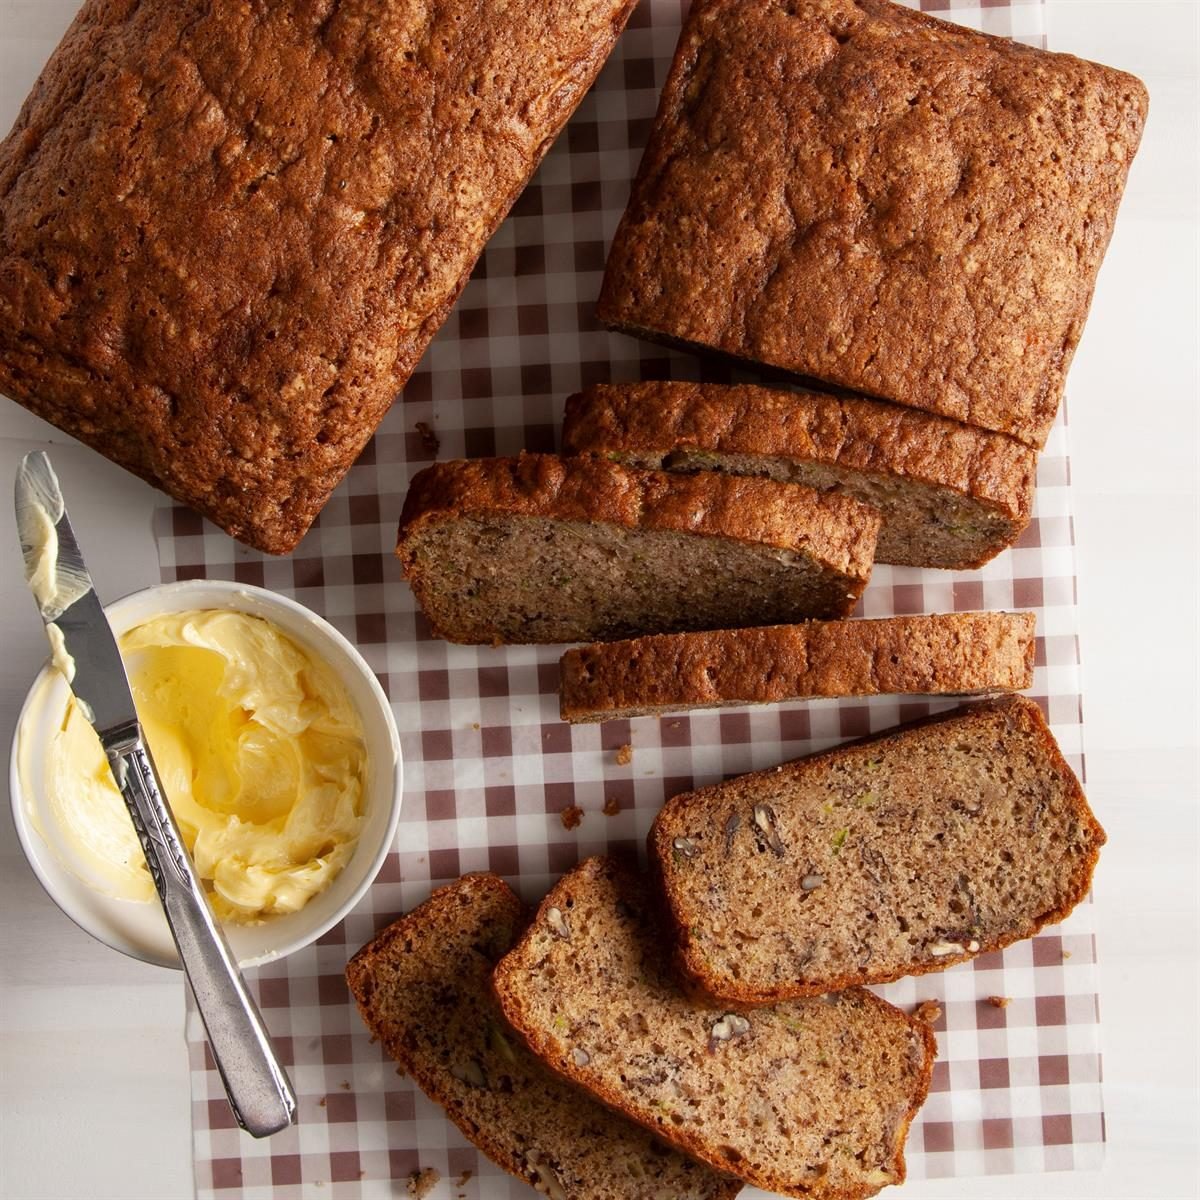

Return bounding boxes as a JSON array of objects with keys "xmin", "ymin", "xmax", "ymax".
[{"xmin": 10, "ymin": 579, "xmax": 402, "ymax": 969}]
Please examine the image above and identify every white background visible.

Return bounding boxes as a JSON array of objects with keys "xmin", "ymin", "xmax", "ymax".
[{"xmin": 0, "ymin": 2, "xmax": 1196, "ymax": 1198}]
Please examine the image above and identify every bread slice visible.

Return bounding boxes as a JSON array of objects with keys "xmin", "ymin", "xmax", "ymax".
[
  {"xmin": 345, "ymin": 874, "xmax": 741, "ymax": 1200},
  {"xmin": 649, "ymin": 696, "xmax": 1104, "ymax": 1004},
  {"xmin": 396, "ymin": 453, "xmax": 880, "ymax": 644},
  {"xmin": 492, "ymin": 858, "xmax": 935, "ymax": 1200},
  {"xmin": 560, "ymin": 610, "xmax": 1035, "ymax": 723},
  {"xmin": 561, "ymin": 381, "xmax": 1036, "ymax": 570}
]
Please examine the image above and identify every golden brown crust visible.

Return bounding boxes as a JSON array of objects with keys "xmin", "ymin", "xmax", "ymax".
[
  {"xmin": 559, "ymin": 610, "xmax": 1036, "ymax": 722},
  {"xmin": 596, "ymin": 0, "xmax": 1148, "ymax": 448},
  {"xmin": 562, "ymin": 381, "xmax": 1035, "ymax": 520},
  {"xmin": 0, "ymin": 0, "xmax": 637, "ymax": 553},
  {"xmin": 649, "ymin": 696, "xmax": 1106, "ymax": 1004},
  {"xmin": 493, "ymin": 857, "xmax": 935, "ymax": 1200},
  {"xmin": 397, "ymin": 452, "xmax": 881, "ymax": 590}
]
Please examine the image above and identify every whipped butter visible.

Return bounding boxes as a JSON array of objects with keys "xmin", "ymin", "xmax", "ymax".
[
  {"xmin": 39, "ymin": 609, "xmax": 367, "ymax": 922},
  {"xmin": 15, "ymin": 454, "xmax": 91, "ymax": 621},
  {"xmin": 15, "ymin": 454, "xmax": 91, "ymax": 682}
]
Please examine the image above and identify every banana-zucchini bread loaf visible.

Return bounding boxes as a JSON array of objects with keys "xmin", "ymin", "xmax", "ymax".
[
  {"xmin": 650, "ymin": 695, "xmax": 1104, "ymax": 1003},
  {"xmin": 0, "ymin": 0, "xmax": 636, "ymax": 553},
  {"xmin": 596, "ymin": 0, "xmax": 1148, "ymax": 448},
  {"xmin": 559, "ymin": 610, "xmax": 1035, "ymax": 723},
  {"xmin": 493, "ymin": 857, "xmax": 935, "ymax": 1200},
  {"xmin": 346, "ymin": 874, "xmax": 740, "ymax": 1200},
  {"xmin": 397, "ymin": 453, "xmax": 880, "ymax": 644},
  {"xmin": 561, "ymin": 381, "xmax": 1036, "ymax": 569}
]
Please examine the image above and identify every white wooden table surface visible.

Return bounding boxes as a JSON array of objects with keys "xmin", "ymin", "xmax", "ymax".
[{"xmin": 0, "ymin": 2, "xmax": 1196, "ymax": 1197}]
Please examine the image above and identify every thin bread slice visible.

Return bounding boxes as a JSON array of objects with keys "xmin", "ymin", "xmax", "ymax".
[
  {"xmin": 649, "ymin": 696, "xmax": 1104, "ymax": 1004},
  {"xmin": 492, "ymin": 858, "xmax": 935, "ymax": 1200},
  {"xmin": 396, "ymin": 453, "xmax": 880, "ymax": 644},
  {"xmin": 560, "ymin": 610, "xmax": 1035, "ymax": 723},
  {"xmin": 561, "ymin": 381, "xmax": 1036, "ymax": 570},
  {"xmin": 345, "ymin": 874, "xmax": 741, "ymax": 1200}
]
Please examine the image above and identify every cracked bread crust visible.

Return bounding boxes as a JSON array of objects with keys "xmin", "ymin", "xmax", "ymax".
[
  {"xmin": 649, "ymin": 695, "xmax": 1105, "ymax": 1004},
  {"xmin": 492, "ymin": 857, "xmax": 936, "ymax": 1200},
  {"xmin": 562, "ymin": 380, "xmax": 1036, "ymax": 568},
  {"xmin": 596, "ymin": 0, "xmax": 1148, "ymax": 448},
  {"xmin": 396, "ymin": 453, "xmax": 881, "ymax": 644},
  {"xmin": 0, "ymin": 0, "xmax": 636, "ymax": 553},
  {"xmin": 559, "ymin": 610, "xmax": 1036, "ymax": 723},
  {"xmin": 346, "ymin": 874, "xmax": 740, "ymax": 1200}
]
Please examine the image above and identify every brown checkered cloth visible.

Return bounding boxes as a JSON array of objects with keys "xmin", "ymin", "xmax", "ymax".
[{"xmin": 152, "ymin": 2, "xmax": 1105, "ymax": 1195}]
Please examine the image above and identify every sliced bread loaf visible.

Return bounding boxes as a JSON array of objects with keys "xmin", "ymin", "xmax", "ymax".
[
  {"xmin": 561, "ymin": 381, "xmax": 1036, "ymax": 570},
  {"xmin": 396, "ymin": 453, "xmax": 880, "ymax": 644},
  {"xmin": 492, "ymin": 857, "xmax": 935, "ymax": 1200},
  {"xmin": 560, "ymin": 610, "xmax": 1035, "ymax": 722},
  {"xmin": 649, "ymin": 696, "xmax": 1103, "ymax": 1003},
  {"xmin": 345, "ymin": 874, "xmax": 740, "ymax": 1200}
]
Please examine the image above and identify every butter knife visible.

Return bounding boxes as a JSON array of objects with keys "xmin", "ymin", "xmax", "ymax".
[{"xmin": 14, "ymin": 451, "xmax": 297, "ymax": 1138}]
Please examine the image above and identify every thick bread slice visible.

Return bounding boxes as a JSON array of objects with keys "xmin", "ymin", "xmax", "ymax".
[
  {"xmin": 649, "ymin": 696, "xmax": 1104, "ymax": 1004},
  {"xmin": 345, "ymin": 874, "xmax": 740, "ymax": 1200},
  {"xmin": 561, "ymin": 381, "xmax": 1035, "ymax": 569},
  {"xmin": 396, "ymin": 453, "xmax": 880, "ymax": 644},
  {"xmin": 560, "ymin": 611, "xmax": 1035, "ymax": 723},
  {"xmin": 492, "ymin": 858, "xmax": 935, "ymax": 1200}
]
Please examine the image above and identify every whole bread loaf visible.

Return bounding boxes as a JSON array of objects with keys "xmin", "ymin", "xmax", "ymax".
[
  {"xmin": 396, "ymin": 454, "xmax": 880, "ymax": 644},
  {"xmin": 561, "ymin": 381, "xmax": 1036, "ymax": 569},
  {"xmin": 0, "ymin": 0, "xmax": 635, "ymax": 553},
  {"xmin": 345, "ymin": 874, "xmax": 740, "ymax": 1200},
  {"xmin": 559, "ymin": 610, "xmax": 1035, "ymax": 722},
  {"xmin": 596, "ymin": 0, "xmax": 1148, "ymax": 448},
  {"xmin": 650, "ymin": 696, "xmax": 1104, "ymax": 1003},
  {"xmin": 493, "ymin": 857, "xmax": 935, "ymax": 1200}
]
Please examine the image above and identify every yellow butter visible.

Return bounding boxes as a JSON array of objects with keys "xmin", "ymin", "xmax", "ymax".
[{"xmin": 44, "ymin": 609, "xmax": 366, "ymax": 923}]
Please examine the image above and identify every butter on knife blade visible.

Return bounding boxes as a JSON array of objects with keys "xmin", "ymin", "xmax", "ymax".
[{"xmin": 14, "ymin": 451, "xmax": 91, "ymax": 623}]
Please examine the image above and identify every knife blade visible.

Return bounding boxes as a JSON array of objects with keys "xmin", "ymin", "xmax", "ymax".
[
  {"xmin": 16, "ymin": 449, "xmax": 143, "ymax": 735},
  {"xmin": 15, "ymin": 451, "xmax": 297, "ymax": 1138}
]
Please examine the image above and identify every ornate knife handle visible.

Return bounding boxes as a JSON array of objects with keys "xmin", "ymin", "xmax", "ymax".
[{"xmin": 105, "ymin": 723, "xmax": 297, "ymax": 1138}]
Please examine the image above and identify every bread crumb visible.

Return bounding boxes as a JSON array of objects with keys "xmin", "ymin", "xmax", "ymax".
[
  {"xmin": 615, "ymin": 743, "xmax": 633, "ymax": 766},
  {"xmin": 987, "ymin": 995, "xmax": 1012, "ymax": 1008},
  {"xmin": 340, "ymin": 1080, "xmax": 351, "ymax": 1090},
  {"xmin": 603, "ymin": 795, "xmax": 622, "ymax": 817},
  {"xmin": 472, "ymin": 722, "xmax": 480, "ymax": 730},
  {"xmin": 318, "ymin": 1096, "xmax": 327, "ymax": 1107},
  {"xmin": 913, "ymin": 1000, "xmax": 942, "ymax": 1025},
  {"xmin": 559, "ymin": 805, "xmax": 584, "ymax": 830},
  {"xmin": 456, "ymin": 1170, "xmax": 473, "ymax": 1186},
  {"xmin": 414, "ymin": 421, "xmax": 440, "ymax": 454},
  {"xmin": 407, "ymin": 1168, "xmax": 440, "ymax": 1197},
  {"xmin": 1063, "ymin": 949, "xmax": 1072, "ymax": 959}
]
